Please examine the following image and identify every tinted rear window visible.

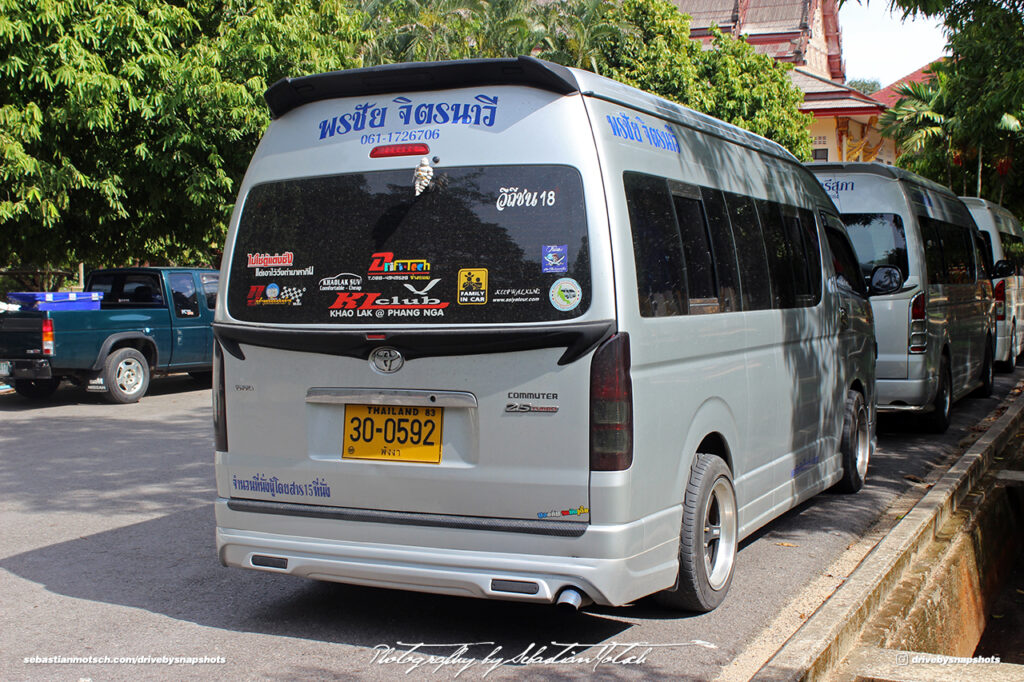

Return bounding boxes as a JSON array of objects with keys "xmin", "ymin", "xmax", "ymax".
[
  {"xmin": 841, "ymin": 213, "xmax": 909, "ymax": 284},
  {"xmin": 227, "ymin": 166, "xmax": 590, "ymax": 324}
]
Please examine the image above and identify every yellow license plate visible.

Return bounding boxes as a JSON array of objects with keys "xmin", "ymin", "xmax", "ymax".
[{"xmin": 343, "ymin": 404, "xmax": 443, "ymax": 463}]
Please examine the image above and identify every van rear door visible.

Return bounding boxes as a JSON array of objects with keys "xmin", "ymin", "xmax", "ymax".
[{"xmin": 217, "ymin": 89, "xmax": 613, "ymax": 527}]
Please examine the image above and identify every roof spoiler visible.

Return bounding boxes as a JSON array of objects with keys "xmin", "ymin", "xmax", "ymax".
[{"xmin": 264, "ymin": 56, "xmax": 582, "ymax": 119}]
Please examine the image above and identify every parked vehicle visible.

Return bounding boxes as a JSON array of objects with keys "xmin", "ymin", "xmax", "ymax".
[
  {"xmin": 810, "ymin": 162, "xmax": 995, "ymax": 432},
  {"xmin": 961, "ymin": 197, "xmax": 1024, "ymax": 371},
  {"xmin": 0, "ymin": 267, "xmax": 218, "ymax": 403},
  {"xmin": 213, "ymin": 57, "xmax": 895, "ymax": 612}
]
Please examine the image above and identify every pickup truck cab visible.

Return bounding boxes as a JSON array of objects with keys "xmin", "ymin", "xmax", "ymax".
[{"xmin": 0, "ymin": 267, "xmax": 218, "ymax": 402}]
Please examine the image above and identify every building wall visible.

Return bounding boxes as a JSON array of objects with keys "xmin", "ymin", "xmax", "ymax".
[
  {"xmin": 805, "ymin": 1, "xmax": 831, "ymax": 78},
  {"xmin": 808, "ymin": 116, "xmax": 897, "ymax": 165}
]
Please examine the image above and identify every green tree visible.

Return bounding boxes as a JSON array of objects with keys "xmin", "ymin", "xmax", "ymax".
[
  {"xmin": 600, "ymin": 0, "xmax": 811, "ymax": 158},
  {"xmin": 0, "ymin": 0, "xmax": 367, "ymax": 275},
  {"xmin": 848, "ymin": 78, "xmax": 882, "ymax": 95}
]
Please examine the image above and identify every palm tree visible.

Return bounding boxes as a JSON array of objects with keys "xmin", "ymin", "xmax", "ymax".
[{"xmin": 533, "ymin": 0, "xmax": 633, "ymax": 75}]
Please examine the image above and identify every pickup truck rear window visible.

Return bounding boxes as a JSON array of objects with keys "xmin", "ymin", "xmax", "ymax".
[
  {"xmin": 88, "ymin": 273, "xmax": 165, "ymax": 306},
  {"xmin": 226, "ymin": 165, "xmax": 590, "ymax": 325}
]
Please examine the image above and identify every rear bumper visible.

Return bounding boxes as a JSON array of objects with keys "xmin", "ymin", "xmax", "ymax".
[
  {"xmin": 215, "ymin": 498, "xmax": 681, "ymax": 607},
  {"xmin": 0, "ymin": 358, "xmax": 52, "ymax": 380},
  {"xmin": 876, "ymin": 376, "xmax": 935, "ymax": 412}
]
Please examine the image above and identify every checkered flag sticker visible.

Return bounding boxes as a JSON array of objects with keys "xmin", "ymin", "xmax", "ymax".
[{"xmin": 280, "ymin": 286, "xmax": 306, "ymax": 305}]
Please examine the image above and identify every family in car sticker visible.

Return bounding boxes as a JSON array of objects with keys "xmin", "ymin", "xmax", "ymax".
[{"xmin": 458, "ymin": 269, "xmax": 488, "ymax": 304}]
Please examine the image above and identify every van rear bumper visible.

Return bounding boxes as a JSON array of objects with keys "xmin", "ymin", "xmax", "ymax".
[
  {"xmin": 875, "ymin": 377, "xmax": 934, "ymax": 412},
  {"xmin": 215, "ymin": 498, "xmax": 681, "ymax": 607}
]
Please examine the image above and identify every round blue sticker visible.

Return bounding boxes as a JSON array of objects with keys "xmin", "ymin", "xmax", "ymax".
[{"xmin": 549, "ymin": 278, "xmax": 582, "ymax": 312}]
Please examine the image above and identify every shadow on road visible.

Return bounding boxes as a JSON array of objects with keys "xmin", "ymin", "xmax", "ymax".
[{"xmin": 0, "ymin": 374, "xmax": 208, "ymax": 411}]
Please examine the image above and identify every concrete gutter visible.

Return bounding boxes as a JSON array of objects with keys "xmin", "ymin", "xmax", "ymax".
[{"xmin": 754, "ymin": 393, "xmax": 1024, "ymax": 681}]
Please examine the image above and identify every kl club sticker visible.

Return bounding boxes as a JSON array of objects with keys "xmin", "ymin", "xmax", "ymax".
[
  {"xmin": 542, "ymin": 244, "xmax": 568, "ymax": 273},
  {"xmin": 458, "ymin": 268, "xmax": 488, "ymax": 304},
  {"xmin": 549, "ymin": 278, "xmax": 582, "ymax": 312}
]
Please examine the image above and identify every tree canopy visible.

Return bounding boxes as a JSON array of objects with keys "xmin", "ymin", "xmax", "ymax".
[
  {"xmin": 1, "ymin": 0, "xmax": 813, "ymax": 281},
  {"xmin": 878, "ymin": 0, "xmax": 1024, "ymax": 214}
]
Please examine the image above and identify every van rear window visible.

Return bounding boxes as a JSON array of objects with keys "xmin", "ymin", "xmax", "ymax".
[
  {"xmin": 226, "ymin": 165, "xmax": 590, "ymax": 324},
  {"xmin": 841, "ymin": 213, "xmax": 910, "ymax": 284}
]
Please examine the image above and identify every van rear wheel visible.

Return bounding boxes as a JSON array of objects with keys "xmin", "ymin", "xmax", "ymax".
[
  {"xmin": 834, "ymin": 391, "xmax": 869, "ymax": 493},
  {"xmin": 975, "ymin": 340, "xmax": 994, "ymax": 398},
  {"xmin": 923, "ymin": 357, "xmax": 952, "ymax": 434},
  {"xmin": 657, "ymin": 453, "xmax": 737, "ymax": 612}
]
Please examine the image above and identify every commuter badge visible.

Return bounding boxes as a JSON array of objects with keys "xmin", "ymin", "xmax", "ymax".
[{"xmin": 458, "ymin": 269, "xmax": 488, "ymax": 304}]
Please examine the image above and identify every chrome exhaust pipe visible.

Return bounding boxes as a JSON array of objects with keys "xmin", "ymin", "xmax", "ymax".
[{"xmin": 555, "ymin": 588, "xmax": 590, "ymax": 611}]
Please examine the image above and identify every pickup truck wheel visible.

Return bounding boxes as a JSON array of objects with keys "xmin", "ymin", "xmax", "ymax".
[
  {"xmin": 14, "ymin": 378, "xmax": 61, "ymax": 400},
  {"xmin": 104, "ymin": 348, "xmax": 150, "ymax": 404}
]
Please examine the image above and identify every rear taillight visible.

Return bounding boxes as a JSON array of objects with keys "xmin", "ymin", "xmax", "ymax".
[
  {"xmin": 590, "ymin": 333, "xmax": 633, "ymax": 471},
  {"xmin": 213, "ymin": 341, "xmax": 228, "ymax": 451},
  {"xmin": 909, "ymin": 292, "xmax": 927, "ymax": 354},
  {"xmin": 41, "ymin": 319, "xmax": 54, "ymax": 356},
  {"xmin": 369, "ymin": 143, "xmax": 430, "ymax": 158},
  {"xmin": 994, "ymin": 280, "xmax": 1006, "ymax": 321}
]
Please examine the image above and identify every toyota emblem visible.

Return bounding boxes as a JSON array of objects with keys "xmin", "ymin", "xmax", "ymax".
[{"xmin": 369, "ymin": 347, "xmax": 404, "ymax": 373}]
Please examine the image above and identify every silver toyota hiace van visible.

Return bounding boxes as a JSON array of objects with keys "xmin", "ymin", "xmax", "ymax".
[
  {"xmin": 961, "ymin": 197, "xmax": 1024, "ymax": 371},
  {"xmin": 214, "ymin": 58, "xmax": 887, "ymax": 612},
  {"xmin": 810, "ymin": 163, "xmax": 995, "ymax": 432}
]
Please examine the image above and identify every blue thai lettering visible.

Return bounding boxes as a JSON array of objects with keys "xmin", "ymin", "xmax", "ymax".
[
  {"xmin": 450, "ymin": 103, "xmax": 473, "ymax": 125},
  {"xmin": 369, "ymin": 106, "xmax": 387, "ymax": 128},
  {"xmin": 432, "ymin": 103, "xmax": 451, "ymax": 124},
  {"xmin": 476, "ymin": 95, "xmax": 499, "ymax": 126},
  {"xmin": 318, "ymin": 117, "xmax": 338, "ymax": 140},
  {"xmin": 414, "ymin": 103, "xmax": 434, "ymax": 125}
]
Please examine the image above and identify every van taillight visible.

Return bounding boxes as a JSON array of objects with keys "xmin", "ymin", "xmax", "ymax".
[
  {"xmin": 369, "ymin": 143, "xmax": 430, "ymax": 158},
  {"xmin": 41, "ymin": 319, "xmax": 54, "ymax": 356},
  {"xmin": 994, "ymin": 280, "xmax": 1006, "ymax": 321},
  {"xmin": 213, "ymin": 341, "xmax": 228, "ymax": 451},
  {"xmin": 590, "ymin": 333, "xmax": 633, "ymax": 471},
  {"xmin": 909, "ymin": 292, "xmax": 927, "ymax": 354}
]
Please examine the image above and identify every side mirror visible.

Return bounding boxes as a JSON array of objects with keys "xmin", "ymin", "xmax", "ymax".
[
  {"xmin": 992, "ymin": 259, "xmax": 1015, "ymax": 279},
  {"xmin": 869, "ymin": 265, "xmax": 903, "ymax": 296}
]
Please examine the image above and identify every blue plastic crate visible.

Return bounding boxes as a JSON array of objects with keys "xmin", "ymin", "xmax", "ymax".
[{"xmin": 7, "ymin": 291, "xmax": 104, "ymax": 311}]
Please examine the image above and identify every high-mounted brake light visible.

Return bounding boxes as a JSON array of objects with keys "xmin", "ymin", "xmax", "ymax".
[
  {"xmin": 909, "ymin": 292, "xmax": 927, "ymax": 354},
  {"xmin": 590, "ymin": 333, "xmax": 633, "ymax": 471},
  {"xmin": 369, "ymin": 143, "xmax": 430, "ymax": 158},
  {"xmin": 41, "ymin": 318, "xmax": 54, "ymax": 356},
  {"xmin": 995, "ymin": 280, "xmax": 1006, "ymax": 321}
]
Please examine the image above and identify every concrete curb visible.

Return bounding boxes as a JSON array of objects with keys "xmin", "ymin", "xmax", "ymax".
[{"xmin": 753, "ymin": 394, "xmax": 1024, "ymax": 681}]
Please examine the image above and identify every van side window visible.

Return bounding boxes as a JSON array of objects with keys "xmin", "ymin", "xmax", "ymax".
[
  {"xmin": 624, "ymin": 172, "xmax": 686, "ymax": 317},
  {"xmin": 919, "ymin": 216, "xmax": 950, "ymax": 284},
  {"xmin": 795, "ymin": 208, "xmax": 824, "ymax": 305},
  {"xmin": 823, "ymin": 220, "xmax": 868, "ymax": 298},
  {"xmin": 700, "ymin": 188, "xmax": 741, "ymax": 312},
  {"xmin": 726, "ymin": 192, "xmax": 773, "ymax": 310},
  {"xmin": 921, "ymin": 216, "xmax": 975, "ymax": 284},
  {"xmin": 974, "ymin": 233, "xmax": 993, "ymax": 278},
  {"xmin": 757, "ymin": 199, "xmax": 804, "ymax": 308},
  {"xmin": 1001, "ymin": 232, "xmax": 1024, "ymax": 273},
  {"xmin": 671, "ymin": 190, "xmax": 719, "ymax": 313}
]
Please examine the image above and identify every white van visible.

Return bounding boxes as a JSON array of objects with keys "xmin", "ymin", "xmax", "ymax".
[
  {"xmin": 810, "ymin": 163, "xmax": 995, "ymax": 432},
  {"xmin": 961, "ymin": 197, "xmax": 1024, "ymax": 371},
  {"xmin": 213, "ymin": 58, "xmax": 889, "ymax": 612}
]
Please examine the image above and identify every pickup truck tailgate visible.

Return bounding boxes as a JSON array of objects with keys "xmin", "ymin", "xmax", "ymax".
[{"xmin": 0, "ymin": 313, "xmax": 44, "ymax": 357}]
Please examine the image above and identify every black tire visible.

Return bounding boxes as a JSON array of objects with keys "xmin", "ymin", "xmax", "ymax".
[
  {"xmin": 923, "ymin": 356, "xmax": 952, "ymax": 434},
  {"xmin": 13, "ymin": 378, "xmax": 61, "ymax": 400},
  {"xmin": 103, "ymin": 347, "xmax": 150, "ymax": 404},
  {"xmin": 657, "ymin": 454, "xmax": 738, "ymax": 612},
  {"xmin": 975, "ymin": 339, "xmax": 994, "ymax": 397},
  {"xmin": 834, "ymin": 391, "xmax": 870, "ymax": 493}
]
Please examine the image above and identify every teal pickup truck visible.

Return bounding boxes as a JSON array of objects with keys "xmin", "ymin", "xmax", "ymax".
[{"xmin": 0, "ymin": 267, "xmax": 218, "ymax": 403}]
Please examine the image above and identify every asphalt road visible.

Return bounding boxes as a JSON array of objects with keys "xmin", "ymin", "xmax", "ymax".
[{"xmin": 1, "ymin": 369, "xmax": 1020, "ymax": 681}]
